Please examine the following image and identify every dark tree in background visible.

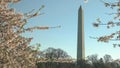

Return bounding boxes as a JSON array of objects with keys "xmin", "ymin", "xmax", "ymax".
[
  {"xmin": 103, "ymin": 54, "xmax": 113, "ymax": 63},
  {"xmin": 87, "ymin": 54, "xmax": 98, "ymax": 63},
  {"xmin": 92, "ymin": 0, "xmax": 120, "ymax": 47},
  {"xmin": 86, "ymin": 54, "xmax": 115, "ymax": 68},
  {"xmin": 38, "ymin": 47, "xmax": 71, "ymax": 61}
]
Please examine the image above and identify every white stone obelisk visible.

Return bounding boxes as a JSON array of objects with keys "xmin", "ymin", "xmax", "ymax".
[{"xmin": 77, "ymin": 6, "xmax": 85, "ymax": 60}]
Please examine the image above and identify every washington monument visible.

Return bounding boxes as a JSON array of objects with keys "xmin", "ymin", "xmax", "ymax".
[{"xmin": 77, "ymin": 6, "xmax": 85, "ymax": 60}]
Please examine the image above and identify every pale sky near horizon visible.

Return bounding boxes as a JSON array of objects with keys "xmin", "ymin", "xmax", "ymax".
[{"xmin": 12, "ymin": 0, "xmax": 120, "ymax": 60}]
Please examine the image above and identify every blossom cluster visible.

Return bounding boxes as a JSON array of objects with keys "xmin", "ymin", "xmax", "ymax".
[{"xmin": 92, "ymin": 1, "xmax": 120, "ymax": 47}]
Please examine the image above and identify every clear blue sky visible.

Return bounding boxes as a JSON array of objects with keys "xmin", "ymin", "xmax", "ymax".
[{"xmin": 12, "ymin": 0, "xmax": 120, "ymax": 59}]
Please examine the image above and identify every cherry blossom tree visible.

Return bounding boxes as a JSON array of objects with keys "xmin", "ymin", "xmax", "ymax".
[{"xmin": 0, "ymin": 0, "xmax": 60, "ymax": 68}]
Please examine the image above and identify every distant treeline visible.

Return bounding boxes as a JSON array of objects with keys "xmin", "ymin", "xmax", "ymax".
[
  {"xmin": 36, "ymin": 60, "xmax": 120, "ymax": 68},
  {"xmin": 36, "ymin": 54, "xmax": 120, "ymax": 68},
  {"xmin": 37, "ymin": 62, "xmax": 76, "ymax": 68}
]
